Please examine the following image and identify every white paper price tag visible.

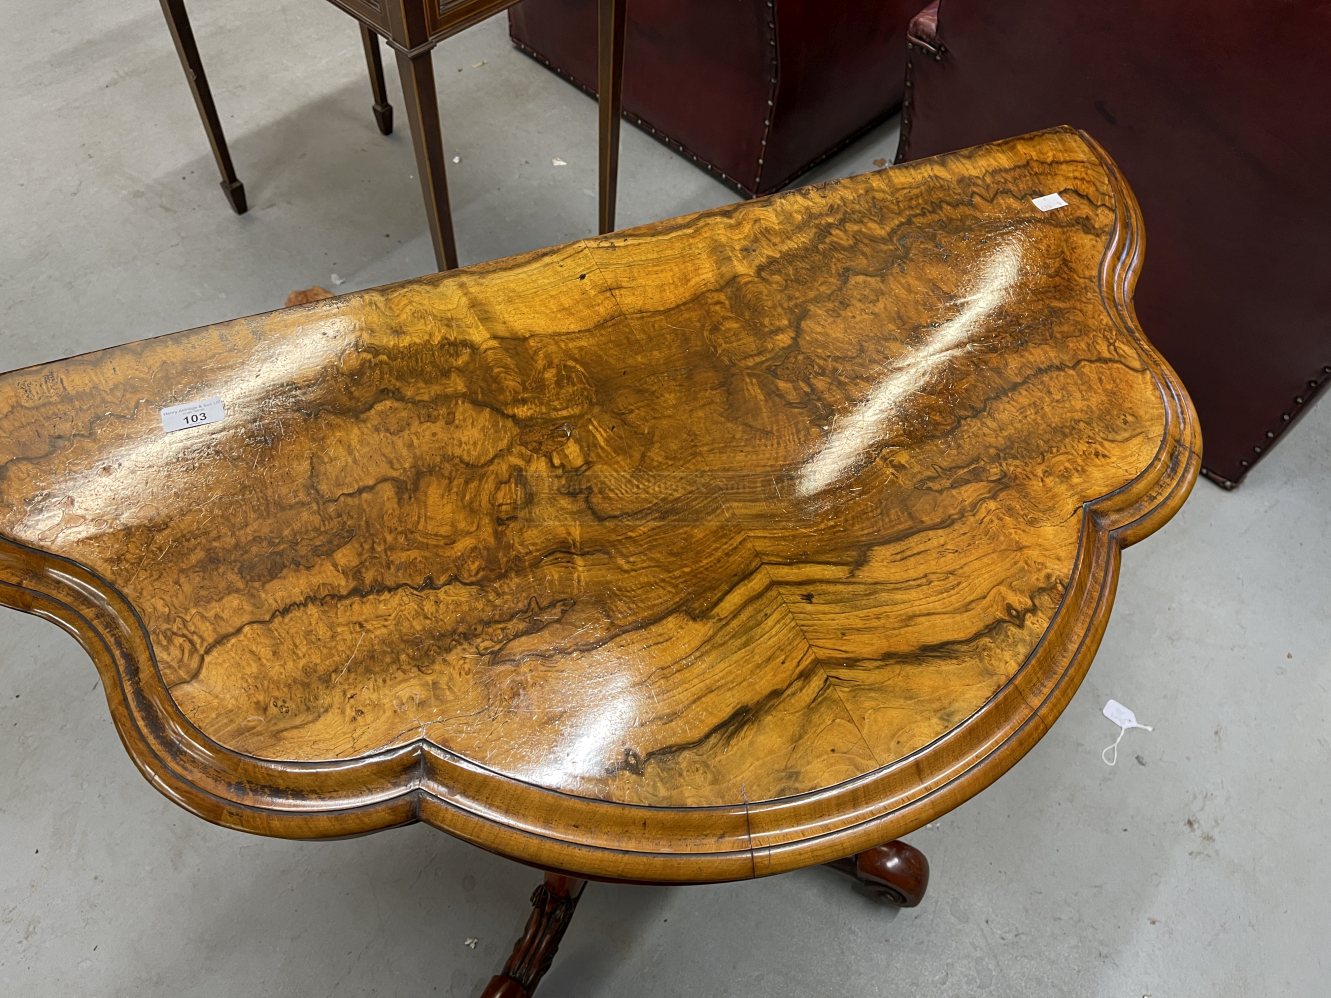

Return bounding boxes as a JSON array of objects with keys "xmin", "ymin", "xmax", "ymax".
[
  {"xmin": 1103, "ymin": 699, "xmax": 1150, "ymax": 731},
  {"xmin": 1102, "ymin": 698, "xmax": 1154, "ymax": 766},
  {"xmin": 160, "ymin": 397, "xmax": 225, "ymax": 433},
  {"xmin": 1032, "ymin": 192, "xmax": 1069, "ymax": 211}
]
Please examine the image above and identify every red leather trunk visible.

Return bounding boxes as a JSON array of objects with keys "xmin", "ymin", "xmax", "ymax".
[
  {"xmin": 508, "ymin": 0, "xmax": 919, "ymax": 197},
  {"xmin": 896, "ymin": 0, "xmax": 1331, "ymax": 488}
]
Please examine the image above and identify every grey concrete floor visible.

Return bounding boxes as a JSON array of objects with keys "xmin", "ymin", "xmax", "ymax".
[{"xmin": 2, "ymin": 4, "xmax": 1328, "ymax": 997}]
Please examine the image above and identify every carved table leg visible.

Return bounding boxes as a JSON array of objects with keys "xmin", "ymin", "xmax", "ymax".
[
  {"xmin": 359, "ymin": 24, "xmax": 393, "ymax": 136},
  {"xmin": 481, "ymin": 874, "xmax": 587, "ymax": 998},
  {"xmin": 827, "ymin": 839, "xmax": 929, "ymax": 907},
  {"xmin": 596, "ymin": 0, "xmax": 627, "ymax": 234},
  {"xmin": 157, "ymin": 0, "xmax": 247, "ymax": 214},
  {"xmin": 394, "ymin": 44, "xmax": 458, "ymax": 272}
]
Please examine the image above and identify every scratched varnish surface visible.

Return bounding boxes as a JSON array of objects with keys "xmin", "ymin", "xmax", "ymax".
[{"xmin": 0, "ymin": 128, "xmax": 1198, "ymax": 879}]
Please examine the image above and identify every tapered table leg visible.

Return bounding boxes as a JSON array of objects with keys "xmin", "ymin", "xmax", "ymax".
[
  {"xmin": 394, "ymin": 46, "xmax": 458, "ymax": 271},
  {"xmin": 827, "ymin": 839, "xmax": 930, "ymax": 907},
  {"xmin": 359, "ymin": 25, "xmax": 393, "ymax": 136},
  {"xmin": 596, "ymin": 0, "xmax": 627, "ymax": 234},
  {"xmin": 157, "ymin": 0, "xmax": 246, "ymax": 213},
  {"xmin": 482, "ymin": 874, "xmax": 587, "ymax": 998}
]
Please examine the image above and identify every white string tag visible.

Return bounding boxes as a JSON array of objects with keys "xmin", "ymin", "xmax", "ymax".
[{"xmin": 1102, "ymin": 699, "xmax": 1153, "ymax": 766}]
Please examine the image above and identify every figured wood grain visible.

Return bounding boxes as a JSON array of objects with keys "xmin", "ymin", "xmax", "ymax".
[{"xmin": 0, "ymin": 127, "xmax": 1199, "ymax": 882}]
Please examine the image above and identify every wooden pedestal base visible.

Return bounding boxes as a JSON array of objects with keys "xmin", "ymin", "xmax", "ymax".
[
  {"xmin": 481, "ymin": 840, "xmax": 927, "ymax": 995},
  {"xmin": 482, "ymin": 874, "xmax": 587, "ymax": 998}
]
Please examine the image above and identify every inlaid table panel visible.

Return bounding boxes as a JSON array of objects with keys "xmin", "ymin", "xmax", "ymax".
[
  {"xmin": 0, "ymin": 128, "xmax": 1198, "ymax": 886},
  {"xmin": 427, "ymin": 0, "xmax": 519, "ymax": 37},
  {"xmin": 327, "ymin": 0, "xmax": 391, "ymax": 31}
]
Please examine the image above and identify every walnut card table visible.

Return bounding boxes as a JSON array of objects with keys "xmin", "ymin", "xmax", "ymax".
[{"xmin": 0, "ymin": 127, "xmax": 1199, "ymax": 995}]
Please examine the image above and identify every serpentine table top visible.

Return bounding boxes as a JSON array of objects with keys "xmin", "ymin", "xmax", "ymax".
[{"xmin": 0, "ymin": 127, "xmax": 1198, "ymax": 889}]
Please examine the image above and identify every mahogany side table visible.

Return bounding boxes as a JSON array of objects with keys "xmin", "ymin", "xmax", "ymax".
[
  {"xmin": 0, "ymin": 127, "xmax": 1199, "ymax": 995},
  {"xmin": 157, "ymin": 0, "xmax": 628, "ymax": 270}
]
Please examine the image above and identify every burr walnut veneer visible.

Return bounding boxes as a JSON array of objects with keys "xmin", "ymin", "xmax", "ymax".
[{"xmin": 0, "ymin": 127, "xmax": 1198, "ymax": 993}]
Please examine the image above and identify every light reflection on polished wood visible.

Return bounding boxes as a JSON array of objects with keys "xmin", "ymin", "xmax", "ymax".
[{"xmin": 0, "ymin": 127, "xmax": 1198, "ymax": 884}]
